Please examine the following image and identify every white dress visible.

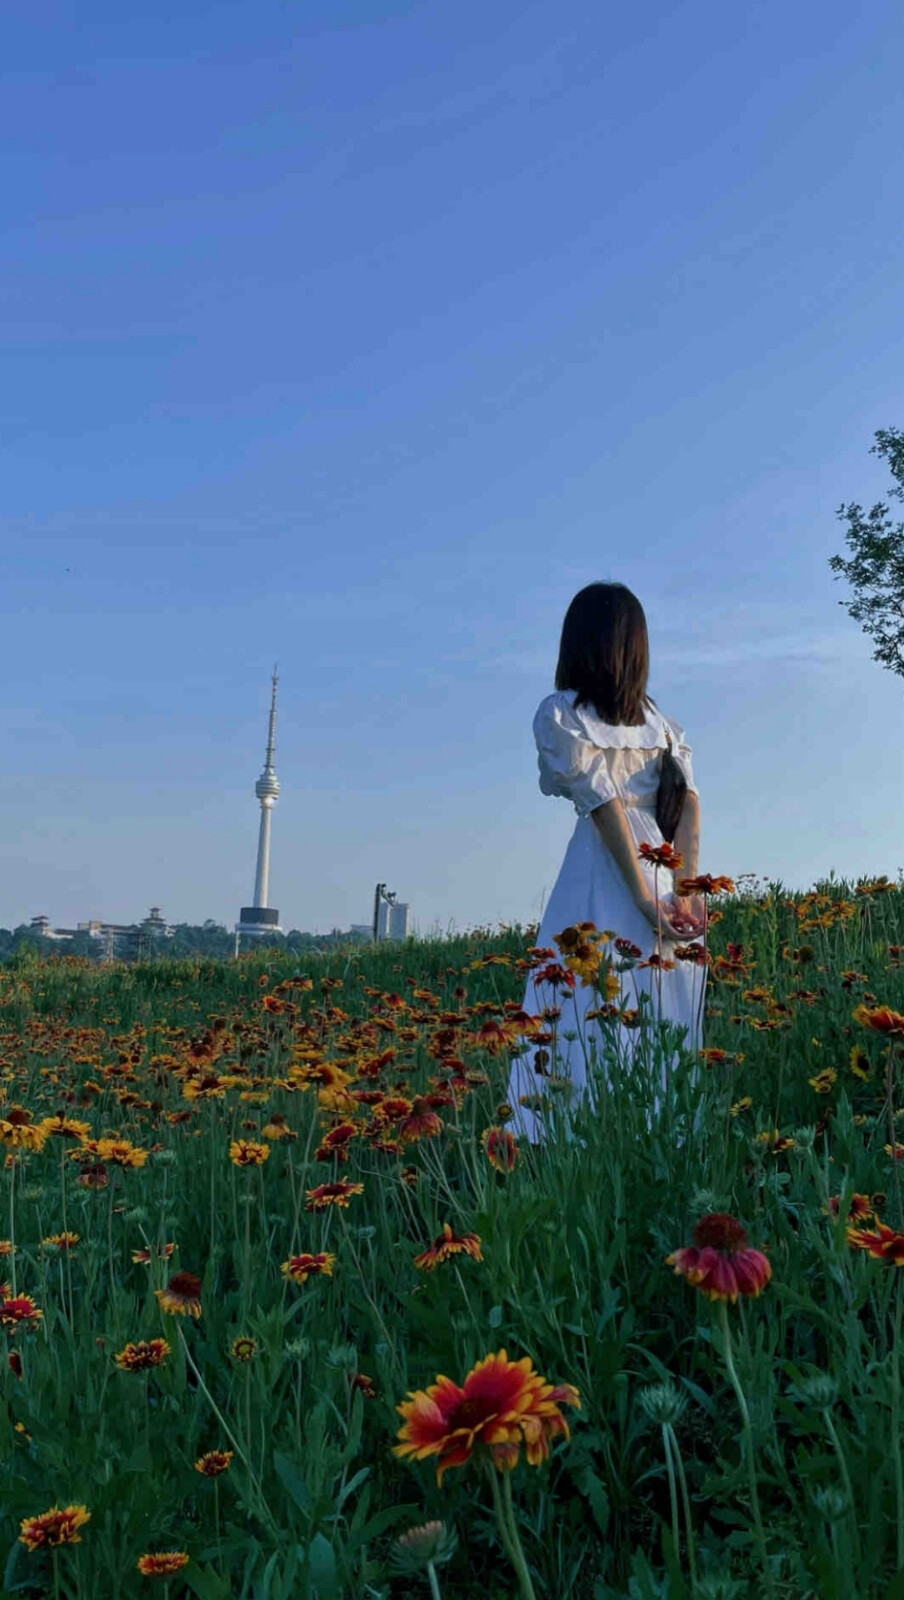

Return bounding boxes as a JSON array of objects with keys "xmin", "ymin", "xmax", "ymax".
[{"xmin": 506, "ymin": 689, "xmax": 707, "ymax": 1145}]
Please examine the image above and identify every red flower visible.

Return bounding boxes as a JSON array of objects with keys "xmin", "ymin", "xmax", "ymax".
[
  {"xmin": 394, "ymin": 1349, "xmax": 580, "ymax": 1484},
  {"xmin": 847, "ymin": 1221, "xmax": 904, "ymax": 1264},
  {"xmin": 413, "ymin": 1222, "xmax": 483, "ymax": 1271},
  {"xmin": 666, "ymin": 1213, "xmax": 771, "ymax": 1303},
  {"xmin": 482, "ymin": 1126, "xmax": 518, "ymax": 1173},
  {"xmin": 0, "ymin": 1294, "xmax": 43, "ymax": 1330},
  {"xmin": 280, "ymin": 1251, "xmax": 336, "ymax": 1284},
  {"xmin": 304, "ymin": 1181, "xmax": 364, "ymax": 1211}
]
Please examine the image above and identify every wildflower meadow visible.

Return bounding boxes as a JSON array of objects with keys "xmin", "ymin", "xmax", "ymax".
[{"xmin": 4, "ymin": 855, "xmax": 904, "ymax": 1598}]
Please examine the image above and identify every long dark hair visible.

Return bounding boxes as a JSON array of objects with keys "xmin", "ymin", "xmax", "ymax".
[{"xmin": 554, "ymin": 582, "xmax": 659, "ymax": 726}]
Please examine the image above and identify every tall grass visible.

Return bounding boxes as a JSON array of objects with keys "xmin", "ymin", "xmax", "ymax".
[{"xmin": 0, "ymin": 871, "xmax": 903, "ymax": 1597}]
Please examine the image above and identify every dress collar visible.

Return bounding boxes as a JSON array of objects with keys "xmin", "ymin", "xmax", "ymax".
[{"xmin": 558, "ymin": 688, "xmax": 669, "ymax": 749}]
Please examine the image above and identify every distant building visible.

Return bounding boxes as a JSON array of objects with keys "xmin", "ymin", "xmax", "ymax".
[
  {"xmin": 372, "ymin": 885, "xmax": 411, "ymax": 941},
  {"xmin": 28, "ymin": 909, "xmax": 172, "ymax": 962}
]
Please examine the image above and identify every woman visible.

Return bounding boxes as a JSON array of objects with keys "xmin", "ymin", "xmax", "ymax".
[{"xmin": 506, "ymin": 582, "xmax": 707, "ymax": 1145}]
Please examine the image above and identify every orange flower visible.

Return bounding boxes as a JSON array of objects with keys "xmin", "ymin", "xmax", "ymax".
[
  {"xmin": 847, "ymin": 1221, "xmax": 904, "ymax": 1264},
  {"xmin": 228, "ymin": 1139, "xmax": 269, "ymax": 1167},
  {"xmin": 137, "ymin": 1551, "xmax": 190, "ymax": 1576},
  {"xmin": 482, "ymin": 1126, "xmax": 518, "ymax": 1173},
  {"xmin": 352, "ymin": 1371, "xmax": 376, "ymax": 1398},
  {"xmin": 194, "ymin": 1450, "xmax": 234, "ymax": 1476},
  {"xmin": 19, "ymin": 1505, "xmax": 91, "ymax": 1551},
  {"xmin": 0, "ymin": 1294, "xmax": 43, "ymax": 1330},
  {"xmin": 666, "ymin": 1213, "xmax": 771, "ymax": 1303},
  {"xmin": 155, "ymin": 1270, "xmax": 202, "ymax": 1318},
  {"xmin": 281, "ymin": 1251, "xmax": 336, "ymax": 1284},
  {"xmin": 114, "ymin": 1339, "xmax": 171, "ymax": 1372},
  {"xmin": 394, "ymin": 1349, "xmax": 580, "ymax": 1484},
  {"xmin": 304, "ymin": 1181, "xmax": 364, "ymax": 1211},
  {"xmin": 413, "ymin": 1222, "xmax": 483, "ymax": 1271}
]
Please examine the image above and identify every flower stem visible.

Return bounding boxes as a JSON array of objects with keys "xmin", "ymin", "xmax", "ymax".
[
  {"xmin": 718, "ymin": 1301, "xmax": 773, "ymax": 1597},
  {"xmin": 426, "ymin": 1562, "xmax": 442, "ymax": 1600},
  {"xmin": 666, "ymin": 1421, "xmax": 698, "ymax": 1588},
  {"xmin": 501, "ymin": 1469, "xmax": 538, "ymax": 1600},
  {"xmin": 892, "ymin": 1268, "xmax": 904, "ymax": 1569},
  {"xmin": 487, "ymin": 1463, "xmax": 534, "ymax": 1599}
]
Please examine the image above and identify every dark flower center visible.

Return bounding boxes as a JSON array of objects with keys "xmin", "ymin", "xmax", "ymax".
[{"xmin": 692, "ymin": 1212, "xmax": 749, "ymax": 1253}]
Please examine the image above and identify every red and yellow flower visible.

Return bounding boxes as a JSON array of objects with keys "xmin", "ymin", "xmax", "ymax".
[
  {"xmin": 413, "ymin": 1223, "xmax": 483, "ymax": 1272},
  {"xmin": 137, "ymin": 1551, "xmax": 190, "ymax": 1576},
  {"xmin": 394, "ymin": 1349, "xmax": 580, "ymax": 1484},
  {"xmin": 114, "ymin": 1339, "xmax": 171, "ymax": 1372},
  {"xmin": 228, "ymin": 1139, "xmax": 269, "ymax": 1167},
  {"xmin": 482, "ymin": 1126, "xmax": 518, "ymax": 1173},
  {"xmin": 19, "ymin": 1505, "xmax": 91, "ymax": 1551},
  {"xmin": 666, "ymin": 1213, "xmax": 771, "ymax": 1303},
  {"xmin": 847, "ymin": 1221, "xmax": 904, "ymax": 1264},
  {"xmin": 304, "ymin": 1181, "xmax": 364, "ymax": 1211},
  {"xmin": 155, "ymin": 1270, "xmax": 202, "ymax": 1318},
  {"xmin": 41, "ymin": 1232, "xmax": 80, "ymax": 1252},
  {"xmin": 280, "ymin": 1251, "xmax": 336, "ymax": 1284},
  {"xmin": 0, "ymin": 1294, "xmax": 43, "ymax": 1330},
  {"xmin": 194, "ymin": 1450, "xmax": 233, "ymax": 1476}
]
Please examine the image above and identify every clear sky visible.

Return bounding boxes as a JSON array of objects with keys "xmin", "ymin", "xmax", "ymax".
[{"xmin": 3, "ymin": 0, "xmax": 904, "ymax": 936}]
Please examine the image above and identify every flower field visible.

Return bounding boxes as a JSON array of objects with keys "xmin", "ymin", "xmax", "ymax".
[{"xmin": 4, "ymin": 867, "xmax": 904, "ymax": 1598}]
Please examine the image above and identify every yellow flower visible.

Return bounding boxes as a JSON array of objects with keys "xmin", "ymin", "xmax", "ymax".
[
  {"xmin": 808, "ymin": 1068, "xmax": 837, "ymax": 1094},
  {"xmin": 228, "ymin": 1140, "xmax": 269, "ymax": 1167}
]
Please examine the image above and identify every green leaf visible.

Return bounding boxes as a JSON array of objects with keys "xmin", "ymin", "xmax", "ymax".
[
  {"xmin": 303, "ymin": 1532, "xmax": 339, "ymax": 1600},
  {"xmin": 488, "ymin": 1304, "xmax": 503, "ymax": 1328},
  {"xmin": 183, "ymin": 1563, "xmax": 233, "ymax": 1600},
  {"xmin": 273, "ymin": 1450, "xmax": 312, "ymax": 1515}
]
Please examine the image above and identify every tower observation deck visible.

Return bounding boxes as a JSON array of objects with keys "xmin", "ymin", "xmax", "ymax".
[{"xmin": 236, "ymin": 668, "xmax": 282, "ymax": 950}]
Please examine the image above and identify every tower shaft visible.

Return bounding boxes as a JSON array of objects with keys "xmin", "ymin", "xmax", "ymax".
[{"xmin": 253, "ymin": 802, "xmax": 274, "ymax": 908}]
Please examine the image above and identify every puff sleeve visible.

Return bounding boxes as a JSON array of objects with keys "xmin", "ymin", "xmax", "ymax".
[
  {"xmin": 533, "ymin": 696, "xmax": 618, "ymax": 816},
  {"xmin": 662, "ymin": 713, "xmax": 699, "ymax": 798}
]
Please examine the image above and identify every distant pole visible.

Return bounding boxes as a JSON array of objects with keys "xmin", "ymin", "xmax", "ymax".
[{"xmin": 372, "ymin": 883, "xmax": 384, "ymax": 942}]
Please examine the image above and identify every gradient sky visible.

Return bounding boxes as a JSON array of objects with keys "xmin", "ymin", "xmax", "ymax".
[{"xmin": 3, "ymin": 0, "xmax": 904, "ymax": 936}]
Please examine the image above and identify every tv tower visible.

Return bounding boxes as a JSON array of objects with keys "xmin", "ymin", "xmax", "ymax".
[{"xmin": 236, "ymin": 668, "xmax": 283, "ymax": 951}]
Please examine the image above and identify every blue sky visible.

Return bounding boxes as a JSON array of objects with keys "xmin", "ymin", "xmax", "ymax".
[{"xmin": 3, "ymin": 0, "xmax": 904, "ymax": 935}]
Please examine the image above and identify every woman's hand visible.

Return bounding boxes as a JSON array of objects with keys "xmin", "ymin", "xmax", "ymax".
[
  {"xmin": 638, "ymin": 894, "xmax": 704, "ymax": 942},
  {"xmin": 668, "ymin": 892, "xmax": 706, "ymax": 933},
  {"xmin": 638, "ymin": 898, "xmax": 696, "ymax": 942}
]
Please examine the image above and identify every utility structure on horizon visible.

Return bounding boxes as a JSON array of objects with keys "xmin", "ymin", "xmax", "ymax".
[{"xmin": 235, "ymin": 668, "xmax": 283, "ymax": 955}]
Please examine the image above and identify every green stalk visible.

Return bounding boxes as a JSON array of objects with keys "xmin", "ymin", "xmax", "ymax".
[
  {"xmin": 486, "ymin": 1462, "xmax": 531, "ymax": 1597},
  {"xmin": 892, "ymin": 1270, "xmax": 904, "ymax": 1569},
  {"xmin": 665, "ymin": 1421, "xmax": 697, "ymax": 1589},
  {"xmin": 662, "ymin": 1421, "xmax": 681, "ymax": 1569},
  {"xmin": 8, "ymin": 1155, "xmax": 16, "ymax": 1298},
  {"xmin": 821, "ymin": 1405, "xmax": 859, "ymax": 1564},
  {"xmin": 718, "ymin": 1301, "xmax": 773, "ymax": 1597},
  {"xmin": 501, "ymin": 1469, "xmax": 538, "ymax": 1600},
  {"xmin": 426, "ymin": 1562, "xmax": 442, "ymax": 1600}
]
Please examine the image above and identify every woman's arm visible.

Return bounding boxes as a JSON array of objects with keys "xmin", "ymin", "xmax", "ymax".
[
  {"xmin": 672, "ymin": 793, "xmax": 700, "ymax": 886},
  {"xmin": 590, "ymin": 797, "xmax": 657, "ymax": 912}
]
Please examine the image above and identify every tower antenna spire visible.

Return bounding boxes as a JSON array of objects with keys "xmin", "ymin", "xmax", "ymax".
[{"xmin": 265, "ymin": 665, "xmax": 278, "ymax": 769}]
